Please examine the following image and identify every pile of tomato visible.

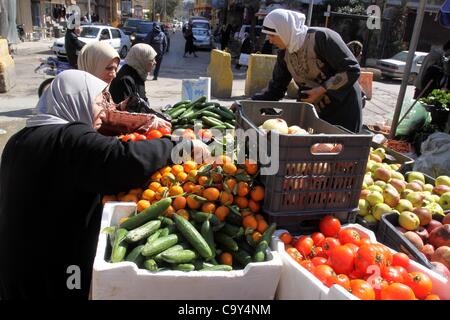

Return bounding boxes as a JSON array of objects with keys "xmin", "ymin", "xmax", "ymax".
[
  {"xmin": 119, "ymin": 128, "xmax": 171, "ymax": 142},
  {"xmin": 280, "ymin": 216, "xmax": 441, "ymax": 300}
]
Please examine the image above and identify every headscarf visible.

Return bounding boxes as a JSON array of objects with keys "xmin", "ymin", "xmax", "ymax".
[
  {"xmin": 77, "ymin": 41, "xmax": 120, "ymax": 80},
  {"xmin": 26, "ymin": 70, "xmax": 107, "ymax": 128},
  {"xmin": 124, "ymin": 43, "xmax": 157, "ymax": 81},
  {"xmin": 153, "ymin": 23, "xmax": 162, "ymax": 33},
  {"xmin": 262, "ymin": 9, "xmax": 308, "ymax": 53}
]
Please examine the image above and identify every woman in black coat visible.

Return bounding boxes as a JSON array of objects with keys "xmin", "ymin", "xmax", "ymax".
[{"xmin": 109, "ymin": 43, "xmax": 157, "ymax": 104}]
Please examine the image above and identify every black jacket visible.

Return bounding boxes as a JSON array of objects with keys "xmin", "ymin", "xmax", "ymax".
[
  {"xmin": 144, "ymin": 25, "xmax": 167, "ymax": 56},
  {"xmin": 109, "ymin": 64, "xmax": 147, "ymax": 104},
  {"xmin": 65, "ymin": 29, "xmax": 85, "ymax": 68},
  {"xmin": 0, "ymin": 122, "xmax": 173, "ymax": 299}
]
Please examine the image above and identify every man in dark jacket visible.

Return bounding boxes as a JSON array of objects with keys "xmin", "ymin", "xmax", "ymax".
[
  {"xmin": 144, "ymin": 23, "xmax": 167, "ymax": 80},
  {"xmin": 65, "ymin": 26, "xmax": 85, "ymax": 68}
]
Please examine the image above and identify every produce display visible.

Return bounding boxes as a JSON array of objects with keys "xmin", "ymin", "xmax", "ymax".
[
  {"xmin": 102, "ymin": 156, "xmax": 276, "ymax": 272},
  {"xmin": 279, "ymin": 216, "xmax": 444, "ymax": 300},
  {"xmin": 118, "ymin": 128, "xmax": 171, "ymax": 142}
]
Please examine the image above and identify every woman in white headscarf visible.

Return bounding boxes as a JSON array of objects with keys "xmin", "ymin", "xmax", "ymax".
[
  {"xmin": 253, "ymin": 9, "xmax": 362, "ymax": 133},
  {"xmin": 78, "ymin": 41, "xmax": 120, "ymax": 84},
  {"xmin": 109, "ymin": 43, "xmax": 157, "ymax": 104},
  {"xmin": 0, "ymin": 70, "xmax": 175, "ymax": 299}
]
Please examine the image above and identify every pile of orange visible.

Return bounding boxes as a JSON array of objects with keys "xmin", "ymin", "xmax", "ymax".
[{"xmin": 103, "ymin": 156, "xmax": 268, "ymax": 241}]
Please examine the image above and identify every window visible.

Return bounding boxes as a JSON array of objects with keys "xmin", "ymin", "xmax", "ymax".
[
  {"xmin": 416, "ymin": 56, "xmax": 425, "ymax": 65},
  {"xmin": 111, "ymin": 29, "xmax": 121, "ymax": 39},
  {"xmin": 100, "ymin": 29, "xmax": 111, "ymax": 40},
  {"xmin": 80, "ymin": 27, "xmax": 100, "ymax": 38}
]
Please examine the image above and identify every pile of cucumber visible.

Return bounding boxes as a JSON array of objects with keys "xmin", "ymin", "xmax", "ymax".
[
  {"xmin": 164, "ymin": 96, "xmax": 236, "ymax": 132},
  {"xmin": 107, "ymin": 198, "xmax": 276, "ymax": 272}
]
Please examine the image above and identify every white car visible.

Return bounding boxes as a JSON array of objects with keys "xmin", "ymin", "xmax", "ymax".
[
  {"xmin": 192, "ymin": 28, "xmax": 213, "ymax": 50},
  {"xmin": 53, "ymin": 25, "xmax": 132, "ymax": 60},
  {"xmin": 377, "ymin": 51, "xmax": 428, "ymax": 82}
]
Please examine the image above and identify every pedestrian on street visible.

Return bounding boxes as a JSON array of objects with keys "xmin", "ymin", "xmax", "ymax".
[
  {"xmin": 183, "ymin": 26, "xmax": 198, "ymax": 58},
  {"xmin": 0, "ymin": 70, "xmax": 210, "ymax": 300},
  {"xmin": 77, "ymin": 42, "xmax": 120, "ymax": 84},
  {"xmin": 109, "ymin": 43, "xmax": 157, "ymax": 105},
  {"xmin": 220, "ymin": 24, "xmax": 231, "ymax": 51},
  {"xmin": 252, "ymin": 9, "xmax": 362, "ymax": 133},
  {"xmin": 144, "ymin": 23, "xmax": 167, "ymax": 81},
  {"xmin": 65, "ymin": 25, "xmax": 85, "ymax": 68},
  {"xmin": 236, "ymin": 32, "xmax": 254, "ymax": 70}
]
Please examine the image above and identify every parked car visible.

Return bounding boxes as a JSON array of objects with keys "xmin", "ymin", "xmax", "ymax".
[
  {"xmin": 121, "ymin": 18, "xmax": 143, "ymax": 36},
  {"xmin": 53, "ymin": 25, "xmax": 132, "ymax": 60},
  {"xmin": 192, "ymin": 27, "xmax": 213, "ymax": 50},
  {"xmin": 377, "ymin": 51, "xmax": 428, "ymax": 83},
  {"xmin": 235, "ymin": 25, "xmax": 263, "ymax": 43},
  {"xmin": 190, "ymin": 17, "xmax": 211, "ymax": 31}
]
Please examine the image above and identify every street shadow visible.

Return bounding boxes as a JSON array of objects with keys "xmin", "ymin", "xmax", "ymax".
[
  {"xmin": 36, "ymin": 50, "xmax": 54, "ymax": 55},
  {"xmin": 0, "ymin": 109, "xmax": 34, "ymax": 118}
]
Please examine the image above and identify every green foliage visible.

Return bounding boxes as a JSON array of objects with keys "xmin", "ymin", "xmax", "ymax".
[{"xmin": 419, "ymin": 89, "xmax": 450, "ymax": 111}]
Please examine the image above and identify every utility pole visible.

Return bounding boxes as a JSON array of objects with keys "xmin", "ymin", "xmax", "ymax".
[
  {"xmin": 152, "ymin": 0, "xmax": 156, "ymax": 21},
  {"xmin": 307, "ymin": 0, "xmax": 314, "ymax": 26},
  {"xmin": 164, "ymin": 0, "xmax": 167, "ymax": 22},
  {"xmin": 88, "ymin": 0, "xmax": 91, "ymax": 22}
]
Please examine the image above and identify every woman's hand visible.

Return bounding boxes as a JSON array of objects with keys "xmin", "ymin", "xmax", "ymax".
[{"xmin": 301, "ymin": 86, "xmax": 327, "ymax": 104}]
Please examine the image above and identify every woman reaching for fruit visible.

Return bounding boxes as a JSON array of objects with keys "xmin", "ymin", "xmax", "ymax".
[
  {"xmin": 252, "ymin": 9, "xmax": 362, "ymax": 133},
  {"xmin": 0, "ymin": 70, "xmax": 208, "ymax": 300}
]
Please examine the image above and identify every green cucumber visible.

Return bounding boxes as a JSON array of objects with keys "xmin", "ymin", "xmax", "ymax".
[
  {"xmin": 221, "ymin": 223, "xmax": 244, "ymax": 238},
  {"xmin": 215, "ymin": 107, "xmax": 235, "ymax": 121},
  {"xmin": 200, "ymin": 265, "xmax": 233, "ymax": 271},
  {"xmin": 214, "ymin": 232, "xmax": 239, "ymax": 252},
  {"xmin": 159, "ymin": 227, "xmax": 170, "ymax": 237},
  {"xmin": 225, "ymin": 206, "xmax": 243, "ymax": 226},
  {"xmin": 111, "ymin": 228, "xmax": 128, "ymax": 263},
  {"xmin": 233, "ymin": 248, "xmax": 252, "ymax": 267},
  {"xmin": 191, "ymin": 211, "xmax": 221, "ymax": 226},
  {"xmin": 120, "ymin": 198, "xmax": 172, "ymax": 230},
  {"xmin": 161, "ymin": 249, "xmax": 197, "ymax": 264},
  {"xmin": 173, "ymin": 264, "xmax": 195, "ymax": 271},
  {"xmin": 218, "ymin": 106, "xmax": 235, "ymax": 119},
  {"xmin": 201, "ymin": 116, "xmax": 224, "ymax": 127},
  {"xmin": 253, "ymin": 240, "xmax": 268, "ymax": 262},
  {"xmin": 236, "ymin": 240, "xmax": 255, "ymax": 254},
  {"xmin": 169, "ymin": 107, "xmax": 187, "ymax": 119},
  {"xmin": 147, "ymin": 229, "xmax": 162, "ymax": 244},
  {"xmin": 173, "ymin": 213, "xmax": 213, "ymax": 259},
  {"xmin": 201, "ymin": 220, "xmax": 216, "ymax": 259},
  {"xmin": 142, "ymin": 234, "xmax": 179, "ymax": 257},
  {"xmin": 261, "ymin": 223, "xmax": 277, "ymax": 243},
  {"xmin": 201, "ymin": 110, "xmax": 222, "ymax": 119},
  {"xmin": 158, "ymin": 216, "xmax": 174, "ymax": 226},
  {"xmin": 212, "ymin": 221, "xmax": 226, "ymax": 232},
  {"xmin": 125, "ymin": 220, "xmax": 161, "ymax": 243},
  {"xmin": 223, "ymin": 122, "xmax": 234, "ymax": 130},
  {"xmin": 125, "ymin": 244, "xmax": 145, "ymax": 266},
  {"xmin": 172, "ymin": 100, "xmax": 191, "ymax": 109},
  {"xmin": 154, "ymin": 244, "xmax": 184, "ymax": 263},
  {"xmin": 143, "ymin": 259, "xmax": 158, "ymax": 271},
  {"xmin": 210, "ymin": 125, "xmax": 227, "ymax": 130}
]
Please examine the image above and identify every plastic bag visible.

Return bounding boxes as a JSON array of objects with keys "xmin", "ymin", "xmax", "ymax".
[
  {"xmin": 413, "ymin": 132, "xmax": 450, "ymax": 177},
  {"xmin": 395, "ymin": 99, "xmax": 431, "ymax": 137}
]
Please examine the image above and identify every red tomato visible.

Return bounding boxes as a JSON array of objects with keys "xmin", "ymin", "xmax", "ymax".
[
  {"xmin": 366, "ymin": 275, "xmax": 388, "ymax": 300},
  {"xmin": 295, "ymin": 236, "xmax": 314, "ymax": 257},
  {"xmin": 310, "ymin": 246, "xmax": 326, "ymax": 258},
  {"xmin": 424, "ymin": 294, "xmax": 440, "ymax": 300},
  {"xmin": 182, "ymin": 128, "xmax": 196, "ymax": 140},
  {"xmin": 279, "ymin": 232, "xmax": 293, "ymax": 245},
  {"xmin": 198, "ymin": 129, "xmax": 212, "ymax": 142},
  {"xmin": 326, "ymin": 274, "xmax": 351, "ymax": 290},
  {"xmin": 355, "ymin": 244, "xmax": 387, "ymax": 275},
  {"xmin": 122, "ymin": 133, "xmax": 136, "ymax": 142},
  {"xmin": 329, "ymin": 245, "xmax": 356, "ymax": 275},
  {"xmin": 134, "ymin": 133, "xmax": 147, "ymax": 141},
  {"xmin": 319, "ymin": 215, "xmax": 341, "ymax": 237},
  {"xmin": 344, "ymin": 243, "xmax": 359, "ymax": 255},
  {"xmin": 392, "ymin": 252, "xmax": 410, "ymax": 269},
  {"xmin": 311, "ymin": 232, "xmax": 326, "ymax": 246},
  {"xmin": 359, "ymin": 237, "xmax": 372, "ymax": 246},
  {"xmin": 147, "ymin": 130, "xmax": 163, "ymax": 140},
  {"xmin": 380, "ymin": 283, "xmax": 416, "ymax": 300},
  {"xmin": 348, "ymin": 269, "xmax": 366, "ymax": 280},
  {"xmin": 338, "ymin": 228, "xmax": 362, "ymax": 246},
  {"xmin": 159, "ymin": 127, "xmax": 171, "ymax": 135},
  {"xmin": 286, "ymin": 247, "xmax": 303, "ymax": 264},
  {"xmin": 393, "ymin": 266, "xmax": 409, "ymax": 283},
  {"xmin": 300, "ymin": 260, "xmax": 315, "ymax": 273},
  {"xmin": 376, "ymin": 244, "xmax": 393, "ymax": 267},
  {"xmin": 348, "ymin": 279, "xmax": 375, "ymax": 300},
  {"xmin": 382, "ymin": 266, "xmax": 405, "ymax": 284},
  {"xmin": 311, "ymin": 257, "xmax": 328, "ymax": 267},
  {"xmin": 321, "ymin": 237, "xmax": 341, "ymax": 256},
  {"xmin": 314, "ymin": 265, "xmax": 336, "ymax": 286},
  {"xmin": 404, "ymin": 272, "xmax": 432, "ymax": 299}
]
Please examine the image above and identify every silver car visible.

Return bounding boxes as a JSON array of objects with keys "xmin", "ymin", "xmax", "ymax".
[
  {"xmin": 192, "ymin": 28, "xmax": 213, "ymax": 50},
  {"xmin": 377, "ymin": 51, "xmax": 428, "ymax": 83}
]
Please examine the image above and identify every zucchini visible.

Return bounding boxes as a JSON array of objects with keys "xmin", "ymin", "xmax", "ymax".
[
  {"xmin": 161, "ymin": 249, "xmax": 197, "ymax": 264},
  {"xmin": 173, "ymin": 263, "xmax": 195, "ymax": 272},
  {"xmin": 214, "ymin": 232, "xmax": 239, "ymax": 252},
  {"xmin": 201, "ymin": 110, "xmax": 222, "ymax": 120},
  {"xmin": 215, "ymin": 107, "xmax": 235, "ymax": 121},
  {"xmin": 233, "ymin": 249, "xmax": 252, "ymax": 267},
  {"xmin": 172, "ymin": 100, "xmax": 191, "ymax": 109},
  {"xmin": 125, "ymin": 244, "xmax": 145, "ymax": 266},
  {"xmin": 191, "ymin": 211, "xmax": 221, "ymax": 226},
  {"xmin": 221, "ymin": 223, "xmax": 244, "ymax": 238},
  {"xmin": 125, "ymin": 220, "xmax": 161, "ymax": 243},
  {"xmin": 147, "ymin": 229, "xmax": 162, "ymax": 244},
  {"xmin": 120, "ymin": 198, "xmax": 172, "ymax": 230},
  {"xmin": 173, "ymin": 213, "xmax": 213, "ymax": 260},
  {"xmin": 143, "ymin": 259, "xmax": 158, "ymax": 271},
  {"xmin": 111, "ymin": 228, "xmax": 128, "ymax": 263},
  {"xmin": 200, "ymin": 265, "xmax": 233, "ymax": 271},
  {"xmin": 169, "ymin": 107, "xmax": 187, "ymax": 119},
  {"xmin": 201, "ymin": 116, "xmax": 224, "ymax": 127},
  {"xmin": 201, "ymin": 220, "xmax": 216, "ymax": 259},
  {"xmin": 142, "ymin": 234, "xmax": 179, "ymax": 257},
  {"xmin": 218, "ymin": 106, "xmax": 235, "ymax": 119}
]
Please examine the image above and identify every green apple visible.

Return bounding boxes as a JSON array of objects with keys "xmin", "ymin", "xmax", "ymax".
[
  {"xmin": 423, "ymin": 184, "xmax": 434, "ymax": 192},
  {"xmin": 398, "ymin": 211, "xmax": 420, "ymax": 231},
  {"xmin": 370, "ymin": 163, "xmax": 385, "ymax": 174},
  {"xmin": 367, "ymin": 191, "xmax": 384, "ymax": 207},
  {"xmin": 391, "ymin": 171, "xmax": 406, "ymax": 181},
  {"xmin": 435, "ymin": 175, "xmax": 450, "ymax": 187},
  {"xmin": 358, "ymin": 199, "xmax": 371, "ymax": 216},
  {"xmin": 364, "ymin": 215, "xmax": 377, "ymax": 223},
  {"xmin": 438, "ymin": 192, "xmax": 450, "ymax": 210},
  {"xmin": 368, "ymin": 185, "xmax": 383, "ymax": 193},
  {"xmin": 407, "ymin": 171, "xmax": 425, "ymax": 184},
  {"xmin": 401, "ymin": 189, "xmax": 414, "ymax": 198},
  {"xmin": 372, "ymin": 148, "xmax": 386, "ymax": 160},
  {"xmin": 375, "ymin": 180, "xmax": 387, "ymax": 189},
  {"xmin": 373, "ymin": 203, "xmax": 392, "ymax": 221},
  {"xmin": 431, "ymin": 194, "xmax": 441, "ymax": 203},
  {"xmin": 395, "ymin": 199, "xmax": 414, "ymax": 212},
  {"xmin": 424, "ymin": 202, "xmax": 445, "ymax": 217},
  {"xmin": 366, "ymin": 160, "xmax": 377, "ymax": 173},
  {"xmin": 383, "ymin": 187, "xmax": 400, "ymax": 207},
  {"xmin": 392, "ymin": 209, "xmax": 400, "ymax": 215},
  {"xmin": 363, "ymin": 175, "xmax": 374, "ymax": 187},
  {"xmin": 406, "ymin": 191, "xmax": 425, "ymax": 208},
  {"xmin": 390, "ymin": 164, "xmax": 402, "ymax": 171}
]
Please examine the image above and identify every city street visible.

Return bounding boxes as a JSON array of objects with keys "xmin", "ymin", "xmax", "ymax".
[{"xmin": 0, "ymin": 31, "xmax": 415, "ymax": 152}]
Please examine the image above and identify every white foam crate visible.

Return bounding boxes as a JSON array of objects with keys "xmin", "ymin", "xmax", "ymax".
[
  {"xmin": 91, "ymin": 202, "xmax": 283, "ymax": 300},
  {"xmin": 271, "ymin": 224, "xmax": 450, "ymax": 300}
]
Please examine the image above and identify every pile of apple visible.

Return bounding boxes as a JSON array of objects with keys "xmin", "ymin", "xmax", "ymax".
[{"xmin": 358, "ymin": 147, "xmax": 450, "ymax": 269}]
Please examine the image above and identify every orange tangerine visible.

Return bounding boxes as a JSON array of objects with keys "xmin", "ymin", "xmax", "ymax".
[
  {"xmin": 219, "ymin": 252, "xmax": 233, "ymax": 266},
  {"xmin": 234, "ymin": 196, "xmax": 249, "ymax": 209},
  {"xmin": 163, "ymin": 205, "xmax": 175, "ymax": 218},
  {"xmin": 191, "ymin": 184, "xmax": 204, "ymax": 195},
  {"xmin": 252, "ymin": 231, "xmax": 263, "ymax": 243},
  {"xmin": 183, "ymin": 160, "xmax": 197, "ymax": 173},
  {"xmin": 159, "ymin": 166, "xmax": 172, "ymax": 174},
  {"xmin": 188, "ymin": 169, "xmax": 198, "ymax": 183},
  {"xmin": 150, "ymin": 171, "xmax": 162, "ymax": 181},
  {"xmin": 245, "ymin": 160, "xmax": 258, "ymax": 175},
  {"xmin": 182, "ymin": 181, "xmax": 195, "ymax": 193},
  {"xmin": 186, "ymin": 196, "xmax": 201, "ymax": 209},
  {"xmin": 203, "ymin": 187, "xmax": 220, "ymax": 201},
  {"xmin": 237, "ymin": 182, "xmax": 250, "ymax": 197},
  {"xmin": 161, "ymin": 172, "xmax": 176, "ymax": 186},
  {"xmin": 214, "ymin": 206, "xmax": 230, "ymax": 221},
  {"xmin": 172, "ymin": 197, "xmax": 187, "ymax": 210},
  {"xmin": 155, "ymin": 186, "xmax": 168, "ymax": 200},
  {"xmin": 219, "ymin": 192, "xmax": 234, "ymax": 206},
  {"xmin": 148, "ymin": 181, "xmax": 161, "ymax": 192},
  {"xmin": 223, "ymin": 162, "xmax": 237, "ymax": 175},
  {"xmin": 257, "ymin": 219, "xmax": 269, "ymax": 233},
  {"xmin": 169, "ymin": 185, "xmax": 184, "ymax": 196},
  {"xmin": 224, "ymin": 178, "xmax": 237, "ymax": 193},
  {"xmin": 198, "ymin": 175, "xmax": 209, "ymax": 186},
  {"xmin": 241, "ymin": 209, "xmax": 253, "ymax": 218},
  {"xmin": 250, "ymin": 185, "xmax": 265, "ymax": 202},
  {"xmin": 215, "ymin": 155, "xmax": 232, "ymax": 165},
  {"xmin": 137, "ymin": 199, "xmax": 151, "ymax": 212},
  {"xmin": 142, "ymin": 189, "xmax": 156, "ymax": 201},
  {"xmin": 176, "ymin": 171, "xmax": 188, "ymax": 183},
  {"xmin": 201, "ymin": 202, "xmax": 216, "ymax": 214},
  {"xmin": 171, "ymin": 164, "xmax": 184, "ymax": 175},
  {"xmin": 243, "ymin": 215, "xmax": 258, "ymax": 230},
  {"xmin": 176, "ymin": 209, "xmax": 190, "ymax": 220},
  {"xmin": 248, "ymin": 199, "xmax": 261, "ymax": 213}
]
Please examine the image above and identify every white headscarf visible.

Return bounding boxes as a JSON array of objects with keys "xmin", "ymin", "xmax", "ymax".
[
  {"xmin": 26, "ymin": 70, "xmax": 107, "ymax": 128},
  {"xmin": 262, "ymin": 9, "xmax": 308, "ymax": 53},
  {"xmin": 77, "ymin": 41, "xmax": 120, "ymax": 81},
  {"xmin": 125, "ymin": 43, "xmax": 157, "ymax": 81}
]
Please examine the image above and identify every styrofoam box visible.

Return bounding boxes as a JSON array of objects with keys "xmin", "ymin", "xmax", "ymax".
[
  {"xmin": 91, "ymin": 202, "xmax": 283, "ymax": 300},
  {"xmin": 271, "ymin": 224, "xmax": 450, "ymax": 300}
]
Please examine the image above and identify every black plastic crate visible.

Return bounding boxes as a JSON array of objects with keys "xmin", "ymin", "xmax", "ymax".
[
  {"xmin": 235, "ymin": 100, "xmax": 372, "ymax": 215},
  {"xmin": 356, "ymin": 215, "xmax": 379, "ymax": 233},
  {"xmin": 370, "ymin": 141, "xmax": 414, "ymax": 166},
  {"xmin": 377, "ymin": 213, "xmax": 436, "ymax": 269},
  {"xmin": 263, "ymin": 210, "xmax": 357, "ymax": 234}
]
